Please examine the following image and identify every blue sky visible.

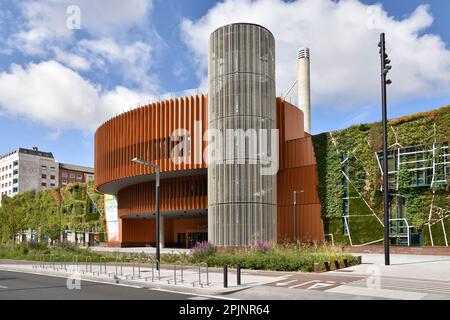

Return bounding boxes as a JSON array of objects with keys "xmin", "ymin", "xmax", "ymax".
[{"xmin": 0, "ymin": 0, "xmax": 449, "ymax": 167}]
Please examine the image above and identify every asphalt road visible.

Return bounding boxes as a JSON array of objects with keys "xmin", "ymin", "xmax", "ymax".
[{"xmin": 0, "ymin": 270, "xmax": 214, "ymax": 300}]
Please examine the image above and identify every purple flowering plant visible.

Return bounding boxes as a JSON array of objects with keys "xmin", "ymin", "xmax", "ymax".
[{"xmin": 190, "ymin": 241, "xmax": 216, "ymax": 260}]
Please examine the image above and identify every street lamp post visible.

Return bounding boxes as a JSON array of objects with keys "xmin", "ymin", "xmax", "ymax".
[
  {"xmin": 293, "ymin": 189, "xmax": 304, "ymax": 242},
  {"xmin": 131, "ymin": 157, "xmax": 160, "ymax": 270},
  {"xmin": 379, "ymin": 33, "xmax": 393, "ymax": 266}
]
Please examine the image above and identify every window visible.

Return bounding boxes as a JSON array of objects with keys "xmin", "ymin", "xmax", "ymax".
[
  {"xmin": 62, "ymin": 172, "xmax": 68, "ymax": 178},
  {"xmin": 13, "ymin": 170, "xmax": 18, "ymax": 175},
  {"xmin": 12, "ymin": 187, "xmax": 18, "ymax": 193},
  {"xmin": 69, "ymin": 173, "xmax": 76, "ymax": 179},
  {"xmin": 41, "ymin": 182, "xmax": 47, "ymax": 187},
  {"xmin": 62, "ymin": 180, "xmax": 68, "ymax": 186},
  {"xmin": 13, "ymin": 178, "xmax": 18, "ymax": 184},
  {"xmin": 41, "ymin": 174, "xmax": 47, "ymax": 179},
  {"xmin": 41, "ymin": 165, "xmax": 47, "ymax": 169},
  {"xmin": 13, "ymin": 161, "xmax": 18, "ymax": 166},
  {"xmin": 50, "ymin": 183, "xmax": 55, "ymax": 187},
  {"xmin": 77, "ymin": 174, "xmax": 83, "ymax": 180},
  {"xmin": 50, "ymin": 175, "xmax": 55, "ymax": 180}
]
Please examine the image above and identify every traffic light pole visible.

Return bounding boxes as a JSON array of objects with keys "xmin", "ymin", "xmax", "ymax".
[{"xmin": 380, "ymin": 33, "xmax": 391, "ymax": 266}]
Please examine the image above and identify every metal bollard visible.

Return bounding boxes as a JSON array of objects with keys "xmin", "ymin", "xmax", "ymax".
[
  {"xmin": 236, "ymin": 263, "xmax": 241, "ymax": 286},
  {"xmin": 224, "ymin": 264, "xmax": 228, "ymax": 288}
]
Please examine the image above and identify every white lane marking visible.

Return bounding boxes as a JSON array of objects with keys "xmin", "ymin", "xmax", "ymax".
[
  {"xmin": 276, "ymin": 280, "xmax": 297, "ymax": 286},
  {"xmin": 0, "ymin": 285, "xmax": 8, "ymax": 289},
  {"xmin": 149, "ymin": 288, "xmax": 238, "ymax": 300},
  {"xmin": 307, "ymin": 283, "xmax": 335, "ymax": 290},
  {"xmin": 288, "ymin": 280, "xmax": 319, "ymax": 289}
]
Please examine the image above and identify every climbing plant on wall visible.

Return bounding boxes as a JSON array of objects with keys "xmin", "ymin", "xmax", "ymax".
[{"xmin": 313, "ymin": 105, "xmax": 449, "ymax": 245}]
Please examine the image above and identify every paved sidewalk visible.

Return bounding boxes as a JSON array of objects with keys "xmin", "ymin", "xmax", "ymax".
[
  {"xmin": 330, "ymin": 253, "xmax": 450, "ymax": 282},
  {"xmin": 0, "ymin": 261, "xmax": 285, "ymax": 295}
]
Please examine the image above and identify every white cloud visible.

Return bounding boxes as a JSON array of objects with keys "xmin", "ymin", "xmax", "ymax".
[
  {"xmin": 52, "ymin": 47, "xmax": 90, "ymax": 70},
  {"xmin": 10, "ymin": 0, "xmax": 153, "ymax": 55},
  {"xmin": 0, "ymin": 61, "xmax": 154, "ymax": 131},
  {"xmin": 78, "ymin": 38, "xmax": 155, "ymax": 90},
  {"xmin": 181, "ymin": 0, "xmax": 450, "ymax": 109}
]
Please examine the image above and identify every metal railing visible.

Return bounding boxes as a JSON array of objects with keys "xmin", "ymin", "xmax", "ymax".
[
  {"xmin": 132, "ymin": 258, "xmax": 141, "ymax": 279},
  {"xmin": 168, "ymin": 261, "xmax": 184, "ymax": 285},
  {"xmin": 192, "ymin": 263, "xmax": 210, "ymax": 287},
  {"xmin": 84, "ymin": 256, "xmax": 92, "ymax": 274},
  {"xmin": 72, "ymin": 255, "xmax": 79, "ymax": 272}
]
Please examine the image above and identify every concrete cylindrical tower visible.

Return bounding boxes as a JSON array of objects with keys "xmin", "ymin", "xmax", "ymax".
[
  {"xmin": 208, "ymin": 23, "xmax": 277, "ymax": 246},
  {"xmin": 297, "ymin": 48, "xmax": 311, "ymax": 134}
]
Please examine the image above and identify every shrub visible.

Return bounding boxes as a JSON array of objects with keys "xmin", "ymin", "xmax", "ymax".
[{"xmin": 27, "ymin": 240, "xmax": 48, "ymax": 251}]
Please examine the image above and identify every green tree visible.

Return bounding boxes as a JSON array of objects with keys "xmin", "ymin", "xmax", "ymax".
[{"xmin": 0, "ymin": 195, "xmax": 30, "ymax": 246}]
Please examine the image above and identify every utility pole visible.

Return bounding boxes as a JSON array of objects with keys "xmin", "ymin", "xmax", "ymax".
[{"xmin": 379, "ymin": 33, "xmax": 392, "ymax": 266}]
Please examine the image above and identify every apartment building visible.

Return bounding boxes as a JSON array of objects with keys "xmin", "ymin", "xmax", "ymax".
[
  {"xmin": 59, "ymin": 163, "xmax": 94, "ymax": 187},
  {"xmin": 0, "ymin": 147, "xmax": 59, "ymax": 203}
]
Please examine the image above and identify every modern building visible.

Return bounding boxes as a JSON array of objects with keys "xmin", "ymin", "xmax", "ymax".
[
  {"xmin": 59, "ymin": 163, "xmax": 94, "ymax": 187},
  {"xmin": 0, "ymin": 147, "xmax": 59, "ymax": 203},
  {"xmin": 94, "ymin": 23, "xmax": 324, "ymax": 248}
]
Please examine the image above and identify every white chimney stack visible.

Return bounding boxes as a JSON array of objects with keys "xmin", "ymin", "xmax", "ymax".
[{"xmin": 297, "ymin": 47, "xmax": 311, "ymax": 134}]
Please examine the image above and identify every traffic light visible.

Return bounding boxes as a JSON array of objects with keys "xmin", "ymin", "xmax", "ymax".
[{"xmin": 379, "ymin": 36, "xmax": 393, "ymax": 85}]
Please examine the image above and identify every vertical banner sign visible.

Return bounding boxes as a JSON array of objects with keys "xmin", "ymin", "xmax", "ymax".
[{"xmin": 104, "ymin": 194, "xmax": 119, "ymax": 242}]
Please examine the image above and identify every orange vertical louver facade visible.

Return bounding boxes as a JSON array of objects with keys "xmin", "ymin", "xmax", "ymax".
[{"xmin": 94, "ymin": 95, "xmax": 323, "ymax": 247}]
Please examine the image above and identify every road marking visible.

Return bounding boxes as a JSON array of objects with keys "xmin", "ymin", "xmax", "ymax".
[
  {"xmin": 149, "ymin": 288, "xmax": 238, "ymax": 300},
  {"xmin": 288, "ymin": 280, "xmax": 319, "ymax": 289},
  {"xmin": 307, "ymin": 283, "xmax": 335, "ymax": 290},
  {"xmin": 0, "ymin": 285, "xmax": 8, "ymax": 289},
  {"xmin": 276, "ymin": 280, "xmax": 297, "ymax": 286}
]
